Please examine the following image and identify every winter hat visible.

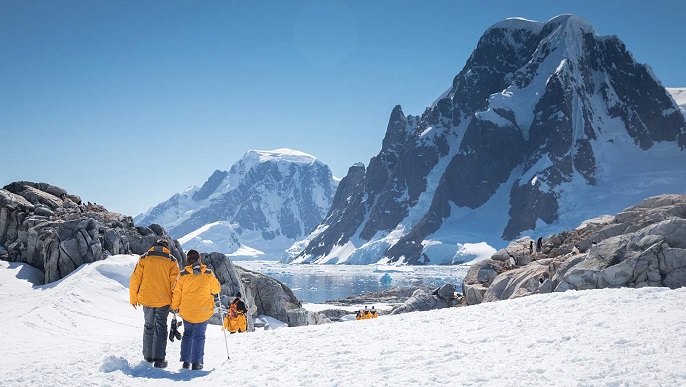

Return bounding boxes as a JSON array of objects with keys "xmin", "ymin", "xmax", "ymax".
[
  {"xmin": 155, "ymin": 238, "xmax": 169, "ymax": 248},
  {"xmin": 236, "ymin": 292, "xmax": 241, "ymax": 298}
]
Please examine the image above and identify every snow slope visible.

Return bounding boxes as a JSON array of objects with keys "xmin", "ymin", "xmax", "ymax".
[
  {"xmin": 668, "ymin": 87, "xmax": 686, "ymax": 116},
  {"xmin": 177, "ymin": 221, "xmax": 241, "ymax": 254},
  {"xmin": 2, "ymin": 256, "xmax": 686, "ymax": 386}
]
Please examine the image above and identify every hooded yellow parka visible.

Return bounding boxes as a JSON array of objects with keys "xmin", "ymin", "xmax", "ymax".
[
  {"xmin": 129, "ymin": 246, "xmax": 180, "ymax": 308},
  {"xmin": 223, "ymin": 299, "xmax": 247, "ymax": 333},
  {"xmin": 171, "ymin": 263, "xmax": 221, "ymax": 324}
]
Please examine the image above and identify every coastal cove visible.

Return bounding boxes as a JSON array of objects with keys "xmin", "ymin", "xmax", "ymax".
[{"xmin": 233, "ymin": 260, "xmax": 470, "ymax": 303}]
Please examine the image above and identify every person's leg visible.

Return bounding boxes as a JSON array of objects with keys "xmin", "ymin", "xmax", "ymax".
[
  {"xmin": 142, "ymin": 306, "xmax": 155, "ymax": 361},
  {"xmin": 180, "ymin": 320, "xmax": 196, "ymax": 364},
  {"xmin": 152, "ymin": 305, "xmax": 170, "ymax": 361},
  {"xmin": 191, "ymin": 321, "xmax": 208, "ymax": 365}
]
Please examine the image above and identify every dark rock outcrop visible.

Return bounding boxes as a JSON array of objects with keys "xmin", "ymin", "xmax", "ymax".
[
  {"xmin": 235, "ymin": 265, "xmax": 330, "ymax": 327},
  {"xmin": 195, "ymin": 254, "xmax": 332, "ymax": 328},
  {"xmin": 389, "ymin": 283, "xmax": 463, "ymax": 315},
  {"xmin": 463, "ymin": 194, "xmax": 686, "ymax": 305},
  {"xmin": 0, "ymin": 182, "xmax": 183, "ymax": 284}
]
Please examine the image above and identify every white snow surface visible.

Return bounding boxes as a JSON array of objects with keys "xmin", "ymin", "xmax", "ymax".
[
  {"xmin": 667, "ymin": 87, "xmax": 686, "ymax": 115},
  {"xmin": 251, "ymin": 148, "xmax": 318, "ymax": 164},
  {"xmin": 178, "ymin": 221, "xmax": 241, "ymax": 254},
  {"xmin": 3, "ymin": 255, "xmax": 686, "ymax": 386}
]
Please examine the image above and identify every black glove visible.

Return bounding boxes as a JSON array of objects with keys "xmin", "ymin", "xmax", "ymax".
[{"xmin": 169, "ymin": 315, "xmax": 182, "ymax": 342}]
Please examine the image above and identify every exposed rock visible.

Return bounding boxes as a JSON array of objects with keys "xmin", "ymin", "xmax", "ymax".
[
  {"xmin": 286, "ymin": 308, "xmax": 332, "ymax": 326},
  {"xmin": 0, "ymin": 182, "xmax": 183, "ymax": 284},
  {"xmin": 435, "ymin": 283, "xmax": 458, "ymax": 300},
  {"xmin": 325, "ymin": 286, "xmax": 433, "ymax": 306},
  {"xmin": 315, "ymin": 308, "xmax": 355, "ymax": 322},
  {"xmin": 462, "ymin": 258, "xmax": 510, "ymax": 304},
  {"xmin": 464, "ymin": 194, "xmax": 686, "ymax": 305},
  {"xmin": 235, "ymin": 265, "xmax": 329, "ymax": 327},
  {"xmin": 389, "ymin": 285, "xmax": 461, "ymax": 315}
]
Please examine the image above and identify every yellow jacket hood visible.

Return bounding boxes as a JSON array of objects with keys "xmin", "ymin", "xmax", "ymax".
[
  {"xmin": 171, "ymin": 263, "xmax": 221, "ymax": 323},
  {"xmin": 129, "ymin": 246, "xmax": 180, "ymax": 308}
]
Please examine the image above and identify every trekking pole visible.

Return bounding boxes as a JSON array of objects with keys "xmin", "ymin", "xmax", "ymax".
[{"xmin": 216, "ymin": 293, "xmax": 230, "ymax": 360}]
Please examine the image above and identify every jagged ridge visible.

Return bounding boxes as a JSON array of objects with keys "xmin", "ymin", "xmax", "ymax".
[{"xmin": 290, "ymin": 15, "xmax": 686, "ymax": 266}]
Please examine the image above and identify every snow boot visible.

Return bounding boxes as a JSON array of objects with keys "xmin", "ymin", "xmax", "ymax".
[
  {"xmin": 191, "ymin": 363, "xmax": 203, "ymax": 370},
  {"xmin": 182, "ymin": 362, "xmax": 190, "ymax": 369},
  {"xmin": 153, "ymin": 359, "xmax": 168, "ymax": 368}
]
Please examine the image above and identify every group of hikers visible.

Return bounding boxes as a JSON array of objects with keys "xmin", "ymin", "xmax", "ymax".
[
  {"xmin": 129, "ymin": 239, "xmax": 246, "ymax": 370},
  {"xmin": 355, "ymin": 305, "xmax": 379, "ymax": 320}
]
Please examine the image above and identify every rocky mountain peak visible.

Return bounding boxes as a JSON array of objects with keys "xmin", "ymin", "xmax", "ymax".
[
  {"xmin": 290, "ymin": 15, "xmax": 686, "ymax": 266},
  {"xmin": 136, "ymin": 149, "xmax": 338, "ymax": 259}
]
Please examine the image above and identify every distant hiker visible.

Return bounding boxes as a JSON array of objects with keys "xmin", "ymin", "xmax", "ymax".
[
  {"xmin": 355, "ymin": 310, "xmax": 362, "ymax": 320},
  {"xmin": 370, "ymin": 306, "xmax": 378, "ymax": 319},
  {"xmin": 171, "ymin": 249, "xmax": 221, "ymax": 371},
  {"xmin": 362, "ymin": 306, "xmax": 371, "ymax": 320},
  {"xmin": 223, "ymin": 292, "xmax": 248, "ymax": 334},
  {"xmin": 129, "ymin": 238, "xmax": 180, "ymax": 369},
  {"xmin": 529, "ymin": 240, "xmax": 534, "ymax": 255},
  {"xmin": 536, "ymin": 237, "xmax": 543, "ymax": 253}
]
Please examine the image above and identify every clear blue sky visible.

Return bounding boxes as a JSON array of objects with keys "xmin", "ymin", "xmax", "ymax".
[{"xmin": 1, "ymin": 0, "xmax": 684, "ymax": 217}]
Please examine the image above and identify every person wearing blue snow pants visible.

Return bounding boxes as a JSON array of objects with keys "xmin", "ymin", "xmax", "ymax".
[
  {"xmin": 180, "ymin": 320, "xmax": 209, "ymax": 365},
  {"xmin": 171, "ymin": 249, "xmax": 221, "ymax": 371}
]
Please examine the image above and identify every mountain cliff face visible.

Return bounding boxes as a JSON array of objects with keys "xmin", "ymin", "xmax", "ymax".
[
  {"xmin": 135, "ymin": 149, "xmax": 338, "ymax": 258},
  {"xmin": 288, "ymin": 15, "xmax": 686, "ymax": 265}
]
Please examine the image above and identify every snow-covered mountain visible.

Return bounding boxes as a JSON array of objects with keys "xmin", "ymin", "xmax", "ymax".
[
  {"xmin": 177, "ymin": 221, "xmax": 241, "ymax": 254},
  {"xmin": 287, "ymin": 15, "xmax": 686, "ymax": 265},
  {"xmin": 135, "ymin": 149, "xmax": 338, "ymax": 258}
]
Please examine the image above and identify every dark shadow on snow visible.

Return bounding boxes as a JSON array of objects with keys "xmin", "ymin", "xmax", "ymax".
[{"xmin": 100, "ymin": 356, "xmax": 213, "ymax": 381}]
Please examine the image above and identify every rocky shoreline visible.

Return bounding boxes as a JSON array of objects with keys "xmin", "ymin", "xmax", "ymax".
[
  {"xmin": 315, "ymin": 283, "xmax": 464, "ymax": 321},
  {"xmin": 463, "ymin": 194, "xmax": 686, "ymax": 305},
  {"xmin": 324, "ymin": 286, "xmax": 434, "ymax": 307}
]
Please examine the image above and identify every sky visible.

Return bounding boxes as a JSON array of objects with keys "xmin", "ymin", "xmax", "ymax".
[
  {"xmin": 1, "ymin": 0, "xmax": 685, "ymax": 217},
  {"xmin": 2, "ymin": 255, "xmax": 686, "ymax": 385}
]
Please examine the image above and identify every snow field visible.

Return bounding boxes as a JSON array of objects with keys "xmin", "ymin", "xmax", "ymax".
[{"xmin": 1, "ymin": 255, "xmax": 685, "ymax": 386}]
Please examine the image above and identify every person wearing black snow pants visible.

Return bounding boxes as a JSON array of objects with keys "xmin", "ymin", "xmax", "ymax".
[
  {"xmin": 143, "ymin": 305, "xmax": 171, "ymax": 364},
  {"xmin": 129, "ymin": 239, "xmax": 180, "ymax": 369}
]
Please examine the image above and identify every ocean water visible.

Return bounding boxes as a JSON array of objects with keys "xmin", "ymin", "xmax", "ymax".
[{"xmin": 233, "ymin": 260, "xmax": 470, "ymax": 303}]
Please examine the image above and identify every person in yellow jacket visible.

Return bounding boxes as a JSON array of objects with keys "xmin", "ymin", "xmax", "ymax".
[
  {"xmin": 222, "ymin": 292, "xmax": 248, "ymax": 333},
  {"xmin": 361, "ymin": 306, "xmax": 372, "ymax": 319},
  {"xmin": 370, "ymin": 306, "xmax": 378, "ymax": 318},
  {"xmin": 171, "ymin": 249, "xmax": 221, "ymax": 371},
  {"xmin": 129, "ymin": 238, "xmax": 180, "ymax": 369}
]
